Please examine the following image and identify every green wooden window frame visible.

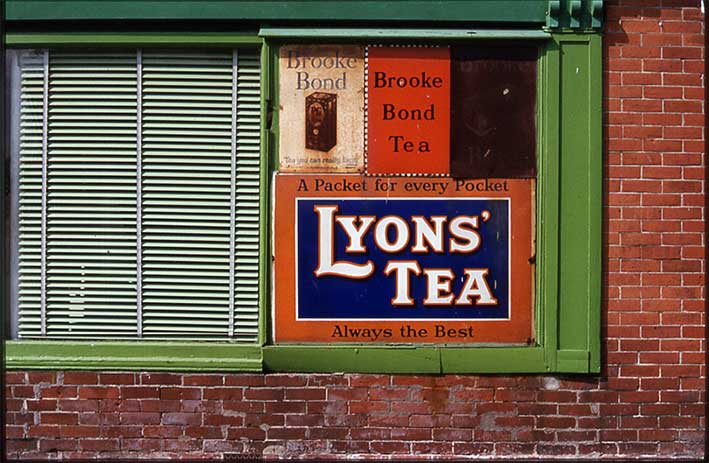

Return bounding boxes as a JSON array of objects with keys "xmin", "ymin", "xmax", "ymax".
[{"xmin": 3, "ymin": 30, "xmax": 601, "ymax": 374}]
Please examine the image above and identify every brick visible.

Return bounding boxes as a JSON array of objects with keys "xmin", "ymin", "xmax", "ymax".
[
  {"xmin": 161, "ymin": 413, "xmax": 201, "ymax": 426},
  {"xmin": 140, "ymin": 373, "xmax": 182, "ymax": 385},
  {"xmin": 101, "ymin": 425, "xmax": 143, "ymax": 438},
  {"xmin": 160, "ymin": 387, "xmax": 201, "ymax": 400},
  {"xmin": 98, "ymin": 373, "xmax": 136, "ymax": 385},
  {"xmin": 78, "ymin": 387, "xmax": 119, "ymax": 399},
  {"xmin": 183, "ymin": 374, "xmax": 223, "ymax": 386},
  {"xmin": 264, "ymin": 374, "xmax": 308, "ymax": 387},
  {"xmin": 40, "ymin": 386, "xmax": 78, "ymax": 399},
  {"xmin": 60, "ymin": 425, "xmax": 101, "ymax": 438},
  {"xmin": 27, "ymin": 425, "xmax": 61, "ymax": 438},
  {"xmin": 285, "ymin": 414, "xmax": 325, "ymax": 427},
  {"xmin": 6, "ymin": 372, "xmax": 27, "ymax": 384},
  {"xmin": 284, "ymin": 388, "xmax": 326, "ymax": 400},
  {"xmin": 537, "ymin": 444, "xmax": 577, "ymax": 456},
  {"xmin": 40, "ymin": 439, "xmax": 79, "ymax": 452},
  {"xmin": 370, "ymin": 441, "xmax": 409, "ymax": 454},
  {"xmin": 143, "ymin": 425, "xmax": 183, "ymax": 438},
  {"xmin": 119, "ymin": 412, "xmax": 161, "ymax": 425},
  {"xmin": 350, "ymin": 400, "xmax": 388, "ymax": 414},
  {"xmin": 244, "ymin": 388, "xmax": 284, "ymax": 401},
  {"xmin": 432, "ymin": 428, "xmax": 472, "ymax": 441},
  {"xmin": 41, "ymin": 412, "xmax": 79, "ymax": 425},
  {"xmin": 265, "ymin": 400, "xmax": 306, "ymax": 414},
  {"xmin": 120, "ymin": 386, "xmax": 160, "ymax": 399},
  {"xmin": 412, "ymin": 442, "xmax": 454, "ymax": 454},
  {"xmin": 79, "ymin": 439, "xmax": 120, "ymax": 452},
  {"xmin": 28, "ymin": 372, "xmax": 56, "ymax": 384},
  {"xmin": 62, "ymin": 372, "xmax": 99, "ymax": 385},
  {"xmin": 26, "ymin": 399, "xmax": 58, "ymax": 411},
  {"xmin": 203, "ymin": 387, "xmax": 243, "ymax": 401}
]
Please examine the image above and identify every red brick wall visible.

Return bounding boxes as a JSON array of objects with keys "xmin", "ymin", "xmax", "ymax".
[{"xmin": 5, "ymin": 1, "xmax": 706, "ymax": 460}]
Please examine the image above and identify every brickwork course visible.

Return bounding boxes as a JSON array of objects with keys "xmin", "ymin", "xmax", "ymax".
[{"xmin": 4, "ymin": 0, "xmax": 706, "ymax": 460}]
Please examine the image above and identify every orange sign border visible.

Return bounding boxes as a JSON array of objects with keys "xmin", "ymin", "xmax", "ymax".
[{"xmin": 273, "ymin": 174, "xmax": 535, "ymax": 344}]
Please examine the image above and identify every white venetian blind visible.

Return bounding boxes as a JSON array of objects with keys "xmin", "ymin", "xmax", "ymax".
[
  {"xmin": 16, "ymin": 51, "xmax": 45, "ymax": 337},
  {"xmin": 46, "ymin": 52, "xmax": 139, "ymax": 337},
  {"xmin": 15, "ymin": 48, "xmax": 262, "ymax": 342}
]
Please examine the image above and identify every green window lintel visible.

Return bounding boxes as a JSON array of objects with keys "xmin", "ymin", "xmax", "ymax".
[
  {"xmin": 5, "ymin": 32, "xmax": 263, "ymax": 47},
  {"xmin": 6, "ymin": 1, "xmax": 549, "ymax": 23}
]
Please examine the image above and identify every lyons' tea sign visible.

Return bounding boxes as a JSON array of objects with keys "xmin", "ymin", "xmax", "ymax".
[{"xmin": 273, "ymin": 175, "xmax": 534, "ymax": 344}]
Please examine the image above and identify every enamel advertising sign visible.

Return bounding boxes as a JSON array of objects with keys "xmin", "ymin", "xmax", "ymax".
[
  {"xmin": 366, "ymin": 46, "xmax": 450, "ymax": 175},
  {"xmin": 279, "ymin": 45, "xmax": 365, "ymax": 172},
  {"xmin": 273, "ymin": 174, "xmax": 534, "ymax": 344}
]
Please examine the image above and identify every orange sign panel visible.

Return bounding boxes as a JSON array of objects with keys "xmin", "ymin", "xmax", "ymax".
[
  {"xmin": 273, "ymin": 174, "xmax": 534, "ymax": 344},
  {"xmin": 367, "ymin": 47, "xmax": 451, "ymax": 175}
]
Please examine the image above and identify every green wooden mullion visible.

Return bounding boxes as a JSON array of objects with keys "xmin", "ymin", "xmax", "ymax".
[
  {"xmin": 540, "ymin": 37, "xmax": 561, "ymax": 372},
  {"xmin": 534, "ymin": 47, "xmax": 544, "ymax": 347},
  {"xmin": 257, "ymin": 40, "xmax": 270, "ymax": 346},
  {"xmin": 5, "ymin": 33, "xmax": 262, "ymax": 47},
  {"xmin": 269, "ymin": 43, "xmax": 280, "ymax": 172}
]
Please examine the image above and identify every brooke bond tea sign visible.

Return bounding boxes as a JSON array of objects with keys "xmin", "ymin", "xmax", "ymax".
[
  {"xmin": 367, "ymin": 46, "xmax": 451, "ymax": 175},
  {"xmin": 273, "ymin": 174, "xmax": 534, "ymax": 344},
  {"xmin": 279, "ymin": 45, "xmax": 365, "ymax": 172}
]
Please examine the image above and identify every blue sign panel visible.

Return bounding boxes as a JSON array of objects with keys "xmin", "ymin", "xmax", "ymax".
[{"xmin": 295, "ymin": 197, "xmax": 510, "ymax": 320}]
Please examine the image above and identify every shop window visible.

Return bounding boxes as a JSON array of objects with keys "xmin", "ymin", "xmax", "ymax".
[
  {"xmin": 4, "ymin": 31, "xmax": 601, "ymax": 374},
  {"xmin": 8, "ymin": 48, "xmax": 262, "ymax": 341}
]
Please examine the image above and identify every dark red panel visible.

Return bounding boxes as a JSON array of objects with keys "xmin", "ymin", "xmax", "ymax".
[{"xmin": 450, "ymin": 47, "xmax": 538, "ymax": 179}]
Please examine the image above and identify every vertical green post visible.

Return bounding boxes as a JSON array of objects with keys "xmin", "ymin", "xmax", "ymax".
[
  {"xmin": 258, "ymin": 39, "xmax": 270, "ymax": 347},
  {"xmin": 539, "ymin": 37, "xmax": 561, "ymax": 371},
  {"xmin": 554, "ymin": 33, "xmax": 602, "ymax": 373}
]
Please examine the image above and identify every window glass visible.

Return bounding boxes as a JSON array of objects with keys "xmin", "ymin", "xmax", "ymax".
[{"xmin": 8, "ymin": 48, "xmax": 262, "ymax": 341}]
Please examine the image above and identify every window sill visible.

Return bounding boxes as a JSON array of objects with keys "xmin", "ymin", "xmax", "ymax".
[
  {"xmin": 5, "ymin": 341, "xmax": 262, "ymax": 372},
  {"xmin": 263, "ymin": 345, "xmax": 549, "ymax": 374}
]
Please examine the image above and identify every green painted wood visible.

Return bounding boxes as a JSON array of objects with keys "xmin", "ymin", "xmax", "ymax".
[
  {"xmin": 7, "ymin": 1, "xmax": 548, "ymax": 23},
  {"xmin": 5, "ymin": 33, "xmax": 261, "ymax": 47},
  {"xmin": 440, "ymin": 347, "xmax": 546, "ymax": 373},
  {"xmin": 259, "ymin": 28, "xmax": 551, "ymax": 40},
  {"xmin": 263, "ymin": 346, "xmax": 441, "ymax": 373},
  {"xmin": 6, "ymin": 340, "xmax": 263, "ymax": 371},
  {"xmin": 264, "ymin": 346, "xmax": 548, "ymax": 373},
  {"xmin": 257, "ymin": 43, "xmax": 271, "ymax": 346},
  {"xmin": 557, "ymin": 35, "xmax": 594, "ymax": 360},
  {"xmin": 539, "ymin": 38, "xmax": 561, "ymax": 372},
  {"xmin": 587, "ymin": 34, "xmax": 602, "ymax": 374},
  {"xmin": 532, "ymin": 34, "xmax": 602, "ymax": 374},
  {"xmin": 556, "ymin": 349, "xmax": 589, "ymax": 372},
  {"xmin": 547, "ymin": 0, "xmax": 604, "ymax": 30},
  {"xmin": 268, "ymin": 44, "xmax": 280, "ymax": 180}
]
